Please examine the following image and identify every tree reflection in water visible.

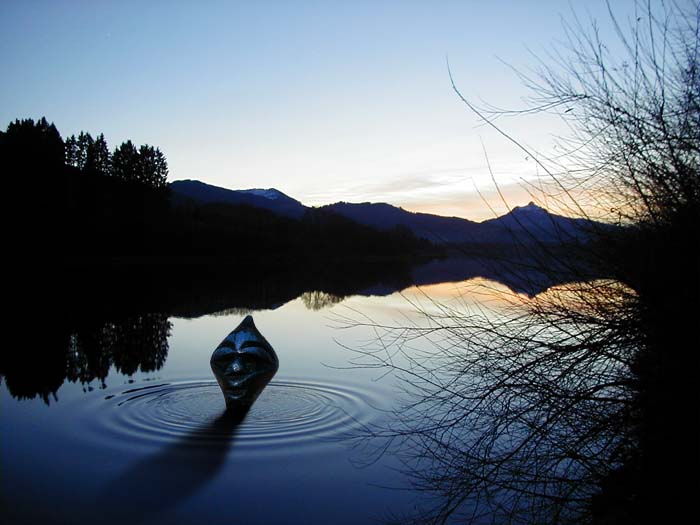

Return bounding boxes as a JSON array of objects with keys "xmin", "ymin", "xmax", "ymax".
[
  {"xmin": 301, "ymin": 291, "xmax": 344, "ymax": 311},
  {"xmin": 0, "ymin": 314, "xmax": 171, "ymax": 403},
  {"xmin": 1, "ymin": 245, "xmax": 602, "ymax": 406}
]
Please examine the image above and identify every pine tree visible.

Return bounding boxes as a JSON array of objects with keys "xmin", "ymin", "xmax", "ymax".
[
  {"xmin": 89, "ymin": 133, "xmax": 111, "ymax": 177},
  {"xmin": 152, "ymin": 147, "xmax": 168, "ymax": 189},
  {"xmin": 137, "ymin": 144, "xmax": 169, "ymax": 188},
  {"xmin": 111, "ymin": 140, "xmax": 139, "ymax": 183},
  {"xmin": 2, "ymin": 117, "xmax": 64, "ymax": 168},
  {"xmin": 76, "ymin": 131, "xmax": 94, "ymax": 171},
  {"xmin": 65, "ymin": 134, "xmax": 79, "ymax": 168}
]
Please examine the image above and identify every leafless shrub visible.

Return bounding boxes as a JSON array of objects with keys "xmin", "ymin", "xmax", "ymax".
[{"xmin": 340, "ymin": 2, "xmax": 699, "ymax": 523}]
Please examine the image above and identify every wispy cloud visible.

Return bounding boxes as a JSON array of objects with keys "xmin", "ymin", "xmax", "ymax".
[
  {"xmin": 398, "ymin": 182, "xmax": 540, "ymax": 222},
  {"xmin": 303, "ymin": 167, "xmax": 479, "ymax": 204},
  {"xmin": 302, "ymin": 164, "xmax": 546, "ymax": 221}
]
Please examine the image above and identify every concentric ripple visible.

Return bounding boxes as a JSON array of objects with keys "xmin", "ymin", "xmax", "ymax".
[{"xmin": 69, "ymin": 379, "xmax": 385, "ymax": 457}]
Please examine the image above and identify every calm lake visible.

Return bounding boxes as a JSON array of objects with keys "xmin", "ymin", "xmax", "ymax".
[{"xmin": 1, "ymin": 256, "xmax": 584, "ymax": 524}]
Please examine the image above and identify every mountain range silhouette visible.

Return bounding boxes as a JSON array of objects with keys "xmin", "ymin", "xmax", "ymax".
[{"xmin": 170, "ymin": 179, "xmax": 605, "ymax": 245}]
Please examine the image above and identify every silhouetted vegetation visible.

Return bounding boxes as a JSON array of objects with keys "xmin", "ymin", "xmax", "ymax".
[
  {"xmin": 65, "ymin": 129, "xmax": 168, "ymax": 187},
  {"xmin": 2, "ymin": 117, "xmax": 435, "ymax": 263},
  {"xmin": 158, "ymin": 198, "xmax": 435, "ymax": 259},
  {"xmin": 0, "ymin": 116, "xmax": 437, "ymax": 405},
  {"xmin": 344, "ymin": 2, "xmax": 699, "ymax": 523},
  {"xmin": 1, "ymin": 117, "xmax": 65, "ymax": 168}
]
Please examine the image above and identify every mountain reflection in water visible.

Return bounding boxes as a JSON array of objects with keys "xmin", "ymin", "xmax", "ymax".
[
  {"xmin": 0, "ymin": 252, "xmax": 624, "ymax": 525},
  {"xmin": 0, "ymin": 253, "xmax": 603, "ymax": 403}
]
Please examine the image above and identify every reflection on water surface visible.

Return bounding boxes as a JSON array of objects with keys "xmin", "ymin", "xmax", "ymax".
[{"xmin": 1, "ymin": 256, "xmax": 604, "ymax": 524}]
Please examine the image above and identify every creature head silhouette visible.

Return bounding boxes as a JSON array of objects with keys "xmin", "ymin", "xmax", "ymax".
[{"xmin": 210, "ymin": 315, "xmax": 278, "ymax": 409}]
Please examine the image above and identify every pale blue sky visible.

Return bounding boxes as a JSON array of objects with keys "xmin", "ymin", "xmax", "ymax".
[{"xmin": 1, "ymin": 1, "xmax": 644, "ymax": 219}]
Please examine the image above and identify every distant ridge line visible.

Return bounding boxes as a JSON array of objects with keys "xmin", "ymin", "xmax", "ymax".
[{"xmin": 169, "ymin": 179, "xmax": 606, "ymax": 245}]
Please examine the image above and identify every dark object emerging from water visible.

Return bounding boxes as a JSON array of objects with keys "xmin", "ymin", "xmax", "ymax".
[{"xmin": 210, "ymin": 315, "xmax": 279, "ymax": 409}]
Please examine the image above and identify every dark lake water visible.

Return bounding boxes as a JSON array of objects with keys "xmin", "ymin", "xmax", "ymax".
[{"xmin": 1, "ymin": 256, "xmax": 595, "ymax": 524}]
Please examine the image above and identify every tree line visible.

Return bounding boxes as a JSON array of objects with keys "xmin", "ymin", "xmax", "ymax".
[
  {"xmin": 1, "ymin": 117, "xmax": 168, "ymax": 189},
  {"xmin": 66, "ymin": 132, "xmax": 167, "ymax": 189},
  {"xmin": 0, "ymin": 116, "xmax": 435, "ymax": 260}
]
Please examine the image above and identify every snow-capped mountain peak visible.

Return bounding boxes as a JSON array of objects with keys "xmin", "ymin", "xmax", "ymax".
[{"xmin": 239, "ymin": 188, "xmax": 285, "ymax": 200}]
